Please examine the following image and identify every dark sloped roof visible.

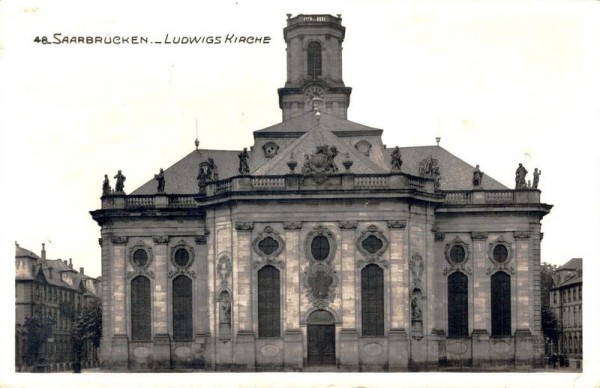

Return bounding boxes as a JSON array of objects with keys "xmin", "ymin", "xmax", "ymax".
[
  {"xmin": 384, "ymin": 146, "xmax": 508, "ymax": 191},
  {"xmin": 131, "ymin": 149, "xmax": 239, "ymax": 195},
  {"xmin": 15, "ymin": 245, "xmax": 41, "ymax": 260},
  {"xmin": 255, "ymin": 111, "xmax": 383, "ymax": 135},
  {"xmin": 557, "ymin": 258, "xmax": 582, "ymax": 272}
]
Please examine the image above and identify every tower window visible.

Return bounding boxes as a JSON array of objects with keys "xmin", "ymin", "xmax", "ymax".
[{"xmin": 307, "ymin": 42, "xmax": 322, "ymax": 79}]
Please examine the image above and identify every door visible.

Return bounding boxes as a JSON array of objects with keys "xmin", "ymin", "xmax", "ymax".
[{"xmin": 307, "ymin": 310, "xmax": 336, "ymax": 366}]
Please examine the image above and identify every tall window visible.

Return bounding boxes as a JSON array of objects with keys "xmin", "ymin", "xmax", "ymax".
[
  {"xmin": 491, "ymin": 271, "xmax": 511, "ymax": 337},
  {"xmin": 131, "ymin": 276, "xmax": 151, "ymax": 341},
  {"xmin": 258, "ymin": 265, "xmax": 280, "ymax": 337},
  {"xmin": 361, "ymin": 264, "xmax": 384, "ymax": 336},
  {"xmin": 172, "ymin": 275, "xmax": 193, "ymax": 341},
  {"xmin": 307, "ymin": 41, "xmax": 322, "ymax": 79},
  {"xmin": 448, "ymin": 272, "xmax": 468, "ymax": 337}
]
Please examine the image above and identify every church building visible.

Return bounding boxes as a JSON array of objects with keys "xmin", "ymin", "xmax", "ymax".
[{"xmin": 91, "ymin": 14, "xmax": 552, "ymax": 371}]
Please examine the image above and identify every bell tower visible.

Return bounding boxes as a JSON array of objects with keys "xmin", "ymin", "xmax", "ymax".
[{"xmin": 278, "ymin": 14, "xmax": 352, "ymax": 121}]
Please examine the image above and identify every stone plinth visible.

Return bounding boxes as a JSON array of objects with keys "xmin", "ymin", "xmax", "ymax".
[
  {"xmin": 152, "ymin": 334, "xmax": 171, "ymax": 370},
  {"xmin": 388, "ymin": 329, "xmax": 408, "ymax": 371},
  {"xmin": 339, "ymin": 329, "xmax": 359, "ymax": 370},
  {"xmin": 233, "ymin": 331, "xmax": 256, "ymax": 371}
]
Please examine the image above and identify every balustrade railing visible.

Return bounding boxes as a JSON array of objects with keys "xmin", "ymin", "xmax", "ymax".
[
  {"xmin": 252, "ymin": 177, "xmax": 286, "ymax": 190},
  {"xmin": 355, "ymin": 175, "xmax": 388, "ymax": 189},
  {"xmin": 110, "ymin": 176, "xmax": 532, "ymax": 210}
]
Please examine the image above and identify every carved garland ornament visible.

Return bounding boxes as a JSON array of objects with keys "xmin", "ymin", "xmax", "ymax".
[
  {"xmin": 252, "ymin": 226, "xmax": 285, "ymax": 269},
  {"xmin": 443, "ymin": 236, "xmax": 472, "ymax": 276},
  {"xmin": 486, "ymin": 236, "xmax": 515, "ymax": 275},
  {"xmin": 409, "ymin": 253, "xmax": 425, "ymax": 289},
  {"xmin": 356, "ymin": 225, "xmax": 389, "ymax": 268}
]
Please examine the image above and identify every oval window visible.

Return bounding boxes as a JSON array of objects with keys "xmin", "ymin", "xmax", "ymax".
[
  {"xmin": 133, "ymin": 249, "xmax": 148, "ymax": 267},
  {"xmin": 450, "ymin": 245, "xmax": 466, "ymax": 264},
  {"xmin": 493, "ymin": 245, "xmax": 508, "ymax": 263},
  {"xmin": 174, "ymin": 248, "xmax": 190, "ymax": 267},
  {"xmin": 311, "ymin": 235, "xmax": 330, "ymax": 261}
]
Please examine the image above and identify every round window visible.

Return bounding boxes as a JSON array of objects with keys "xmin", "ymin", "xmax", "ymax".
[
  {"xmin": 174, "ymin": 248, "xmax": 190, "ymax": 267},
  {"xmin": 311, "ymin": 235, "xmax": 330, "ymax": 261},
  {"xmin": 449, "ymin": 245, "xmax": 466, "ymax": 264},
  {"xmin": 362, "ymin": 235, "xmax": 383, "ymax": 254},
  {"xmin": 258, "ymin": 237, "xmax": 280, "ymax": 256},
  {"xmin": 132, "ymin": 249, "xmax": 148, "ymax": 267},
  {"xmin": 493, "ymin": 245, "xmax": 508, "ymax": 263}
]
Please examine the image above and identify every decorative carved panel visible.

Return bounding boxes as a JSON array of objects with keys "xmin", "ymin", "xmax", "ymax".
[
  {"xmin": 235, "ymin": 222, "xmax": 254, "ymax": 231},
  {"xmin": 409, "ymin": 253, "xmax": 424, "ymax": 289},
  {"xmin": 470, "ymin": 232, "xmax": 488, "ymax": 240},
  {"xmin": 338, "ymin": 221, "xmax": 357, "ymax": 230},
  {"xmin": 152, "ymin": 236, "xmax": 170, "ymax": 244},
  {"xmin": 303, "ymin": 262, "xmax": 339, "ymax": 309},
  {"xmin": 111, "ymin": 236, "xmax": 128, "ymax": 245},
  {"xmin": 387, "ymin": 220, "xmax": 407, "ymax": 229},
  {"xmin": 283, "ymin": 221, "xmax": 302, "ymax": 230},
  {"xmin": 217, "ymin": 255, "xmax": 232, "ymax": 289}
]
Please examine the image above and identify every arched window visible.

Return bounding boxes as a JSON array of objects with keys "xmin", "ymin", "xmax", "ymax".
[
  {"xmin": 258, "ymin": 265, "xmax": 280, "ymax": 338},
  {"xmin": 131, "ymin": 276, "xmax": 151, "ymax": 341},
  {"xmin": 172, "ymin": 275, "xmax": 193, "ymax": 341},
  {"xmin": 491, "ymin": 271, "xmax": 511, "ymax": 337},
  {"xmin": 361, "ymin": 264, "xmax": 384, "ymax": 336},
  {"xmin": 307, "ymin": 41, "xmax": 322, "ymax": 79},
  {"xmin": 448, "ymin": 272, "xmax": 468, "ymax": 337}
]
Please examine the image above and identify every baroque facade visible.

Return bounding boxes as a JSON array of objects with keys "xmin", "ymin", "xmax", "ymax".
[
  {"xmin": 550, "ymin": 258, "xmax": 582, "ymax": 367},
  {"xmin": 91, "ymin": 14, "xmax": 552, "ymax": 371},
  {"xmin": 15, "ymin": 243, "xmax": 102, "ymax": 372}
]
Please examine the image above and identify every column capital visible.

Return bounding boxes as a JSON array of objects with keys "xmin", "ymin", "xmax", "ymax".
[{"xmin": 235, "ymin": 222, "xmax": 254, "ymax": 231}]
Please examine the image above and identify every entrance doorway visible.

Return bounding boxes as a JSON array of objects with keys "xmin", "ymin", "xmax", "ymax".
[{"xmin": 307, "ymin": 310, "xmax": 336, "ymax": 366}]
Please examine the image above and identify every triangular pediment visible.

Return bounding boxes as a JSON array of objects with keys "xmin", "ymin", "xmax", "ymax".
[{"xmin": 254, "ymin": 117, "xmax": 388, "ymax": 176}]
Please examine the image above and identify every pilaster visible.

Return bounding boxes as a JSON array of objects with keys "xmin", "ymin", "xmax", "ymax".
[{"xmin": 233, "ymin": 222, "xmax": 255, "ymax": 370}]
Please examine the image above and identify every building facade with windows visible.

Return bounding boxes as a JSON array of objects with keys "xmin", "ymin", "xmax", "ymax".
[
  {"xmin": 15, "ymin": 243, "xmax": 102, "ymax": 372},
  {"xmin": 91, "ymin": 14, "xmax": 552, "ymax": 371},
  {"xmin": 550, "ymin": 258, "xmax": 582, "ymax": 366}
]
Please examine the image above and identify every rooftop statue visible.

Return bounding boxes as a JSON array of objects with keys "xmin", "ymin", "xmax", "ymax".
[
  {"xmin": 238, "ymin": 148, "xmax": 250, "ymax": 175},
  {"xmin": 391, "ymin": 146, "xmax": 403, "ymax": 172},
  {"xmin": 114, "ymin": 170, "xmax": 126, "ymax": 193},
  {"xmin": 154, "ymin": 168, "xmax": 165, "ymax": 193},
  {"xmin": 102, "ymin": 174, "xmax": 111, "ymax": 196},
  {"xmin": 472, "ymin": 165, "xmax": 484, "ymax": 188},
  {"xmin": 533, "ymin": 168, "xmax": 541, "ymax": 189},
  {"xmin": 515, "ymin": 163, "xmax": 528, "ymax": 189}
]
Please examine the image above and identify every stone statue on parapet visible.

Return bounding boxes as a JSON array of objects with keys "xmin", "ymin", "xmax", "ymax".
[
  {"xmin": 197, "ymin": 163, "xmax": 207, "ymax": 194},
  {"xmin": 114, "ymin": 170, "xmax": 126, "ymax": 193},
  {"xmin": 102, "ymin": 174, "xmax": 111, "ymax": 196},
  {"xmin": 515, "ymin": 163, "xmax": 528, "ymax": 189},
  {"xmin": 472, "ymin": 165, "xmax": 484, "ymax": 188},
  {"xmin": 206, "ymin": 158, "xmax": 219, "ymax": 181},
  {"xmin": 154, "ymin": 168, "xmax": 165, "ymax": 193},
  {"xmin": 418, "ymin": 155, "xmax": 441, "ymax": 190},
  {"xmin": 532, "ymin": 168, "xmax": 541, "ymax": 189},
  {"xmin": 238, "ymin": 148, "xmax": 250, "ymax": 175},
  {"xmin": 391, "ymin": 146, "xmax": 403, "ymax": 172}
]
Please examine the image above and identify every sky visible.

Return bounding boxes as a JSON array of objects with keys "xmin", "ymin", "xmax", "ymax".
[{"xmin": 1, "ymin": 0, "xmax": 599, "ymax": 386}]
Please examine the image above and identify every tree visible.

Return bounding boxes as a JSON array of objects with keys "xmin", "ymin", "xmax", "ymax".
[
  {"xmin": 22, "ymin": 312, "xmax": 56, "ymax": 371},
  {"xmin": 71, "ymin": 302, "xmax": 102, "ymax": 371},
  {"xmin": 540, "ymin": 262, "xmax": 559, "ymax": 343}
]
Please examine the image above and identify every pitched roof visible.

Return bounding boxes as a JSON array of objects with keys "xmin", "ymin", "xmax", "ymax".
[
  {"xmin": 384, "ymin": 146, "xmax": 508, "ymax": 191},
  {"xmin": 255, "ymin": 110, "xmax": 383, "ymax": 136},
  {"xmin": 254, "ymin": 120, "xmax": 388, "ymax": 175},
  {"xmin": 131, "ymin": 149, "xmax": 239, "ymax": 195},
  {"xmin": 15, "ymin": 245, "xmax": 41, "ymax": 260},
  {"xmin": 557, "ymin": 258, "xmax": 582, "ymax": 272}
]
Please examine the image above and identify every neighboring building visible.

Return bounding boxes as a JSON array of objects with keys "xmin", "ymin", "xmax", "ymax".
[
  {"xmin": 15, "ymin": 242, "xmax": 102, "ymax": 372},
  {"xmin": 90, "ymin": 14, "xmax": 552, "ymax": 371},
  {"xmin": 550, "ymin": 258, "xmax": 582, "ymax": 367}
]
